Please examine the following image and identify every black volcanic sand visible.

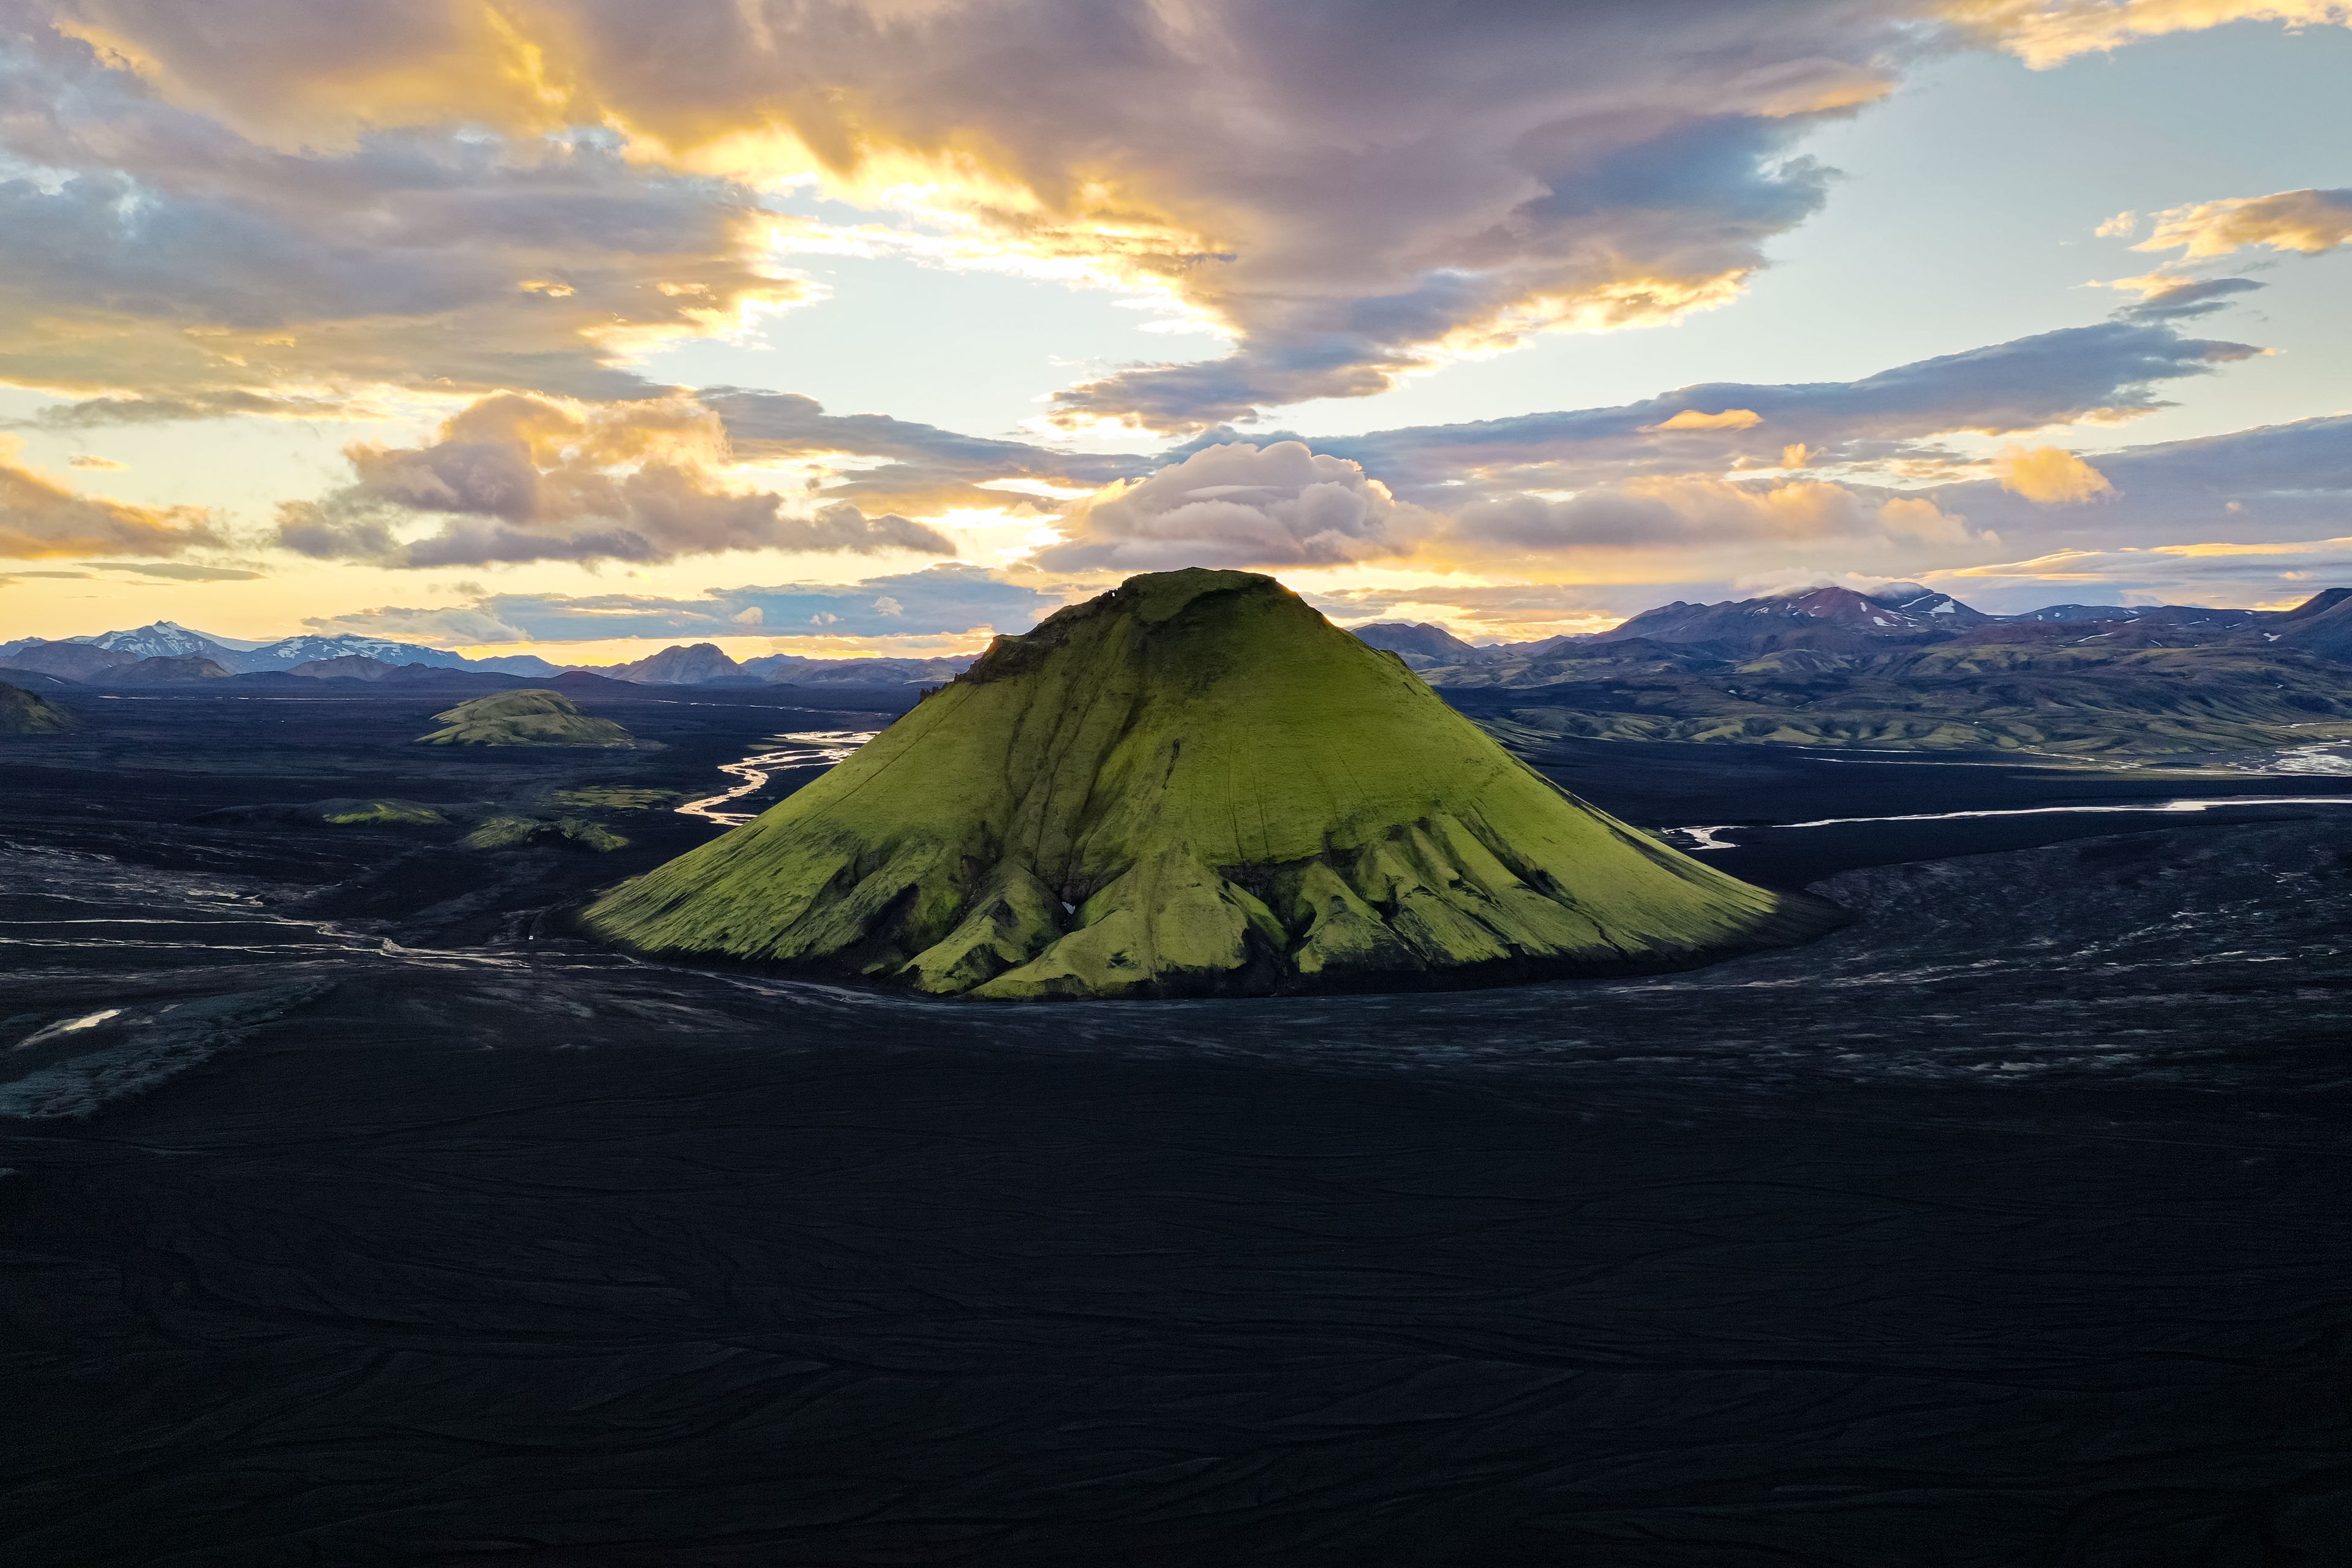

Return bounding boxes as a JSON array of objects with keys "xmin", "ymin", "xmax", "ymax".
[{"xmin": 4, "ymin": 695, "xmax": 2352, "ymax": 1565}]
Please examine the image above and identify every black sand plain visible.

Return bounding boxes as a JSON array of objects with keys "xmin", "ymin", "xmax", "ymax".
[{"xmin": 5, "ymin": 687, "xmax": 2352, "ymax": 1565}]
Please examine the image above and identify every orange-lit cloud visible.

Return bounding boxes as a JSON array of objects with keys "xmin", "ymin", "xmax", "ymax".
[
  {"xmin": 1992, "ymin": 443, "xmax": 2115, "ymax": 504},
  {"xmin": 11, "ymin": 1, "xmax": 2330, "ymax": 438},
  {"xmin": 0, "ymin": 436, "xmax": 216, "ymax": 557},
  {"xmin": 2136, "ymin": 187, "xmax": 2352, "ymax": 259},
  {"xmin": 1952, "ymin": 0, "xmax": 2352, "ymax": 68},
  {"xmin": 1648, "ymin": 408, "xmax": 1764, "ymax": 432},
  {"xmin": 276, "ymin": 393, "xmax": 956, "ymax": 567},
  {"xmin": 23, "ymin": 1, "xmax": 1901, "ymax": 432}
]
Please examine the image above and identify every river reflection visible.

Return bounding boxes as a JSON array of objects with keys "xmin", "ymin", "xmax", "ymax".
[{"xmin": 675, "ymin": 730, "xmax": 878, "ymax": 825}]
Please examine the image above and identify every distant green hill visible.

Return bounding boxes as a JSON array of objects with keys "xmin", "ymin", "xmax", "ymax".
[
  {"xmin": 0, "ymin": 681, "xmax": 75, "ymax": 735},
  {"xmin": 586, "ymin": 569, "xmax": 1834, "ymax": 999},
  {"xmin": 417, "ymin": 690, "xmax": 636, "ymax": 748}
]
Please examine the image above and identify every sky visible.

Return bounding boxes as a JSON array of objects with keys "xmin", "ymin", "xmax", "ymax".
[{"xmin": 1, "ymin": 0, "xmax": 2348, "ymax": 660}]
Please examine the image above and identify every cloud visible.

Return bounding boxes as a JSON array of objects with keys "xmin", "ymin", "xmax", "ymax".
[
  {"xmin": 2111, "ymin": 276, "xmax": 2267, "ymax": 323},
  {"xmin": 20, "ymin": 1, "xmax": 1902, "ymax": 434},
  {"xmin": 1929, "ymin": 537, "xmax": 2352, "ymax": 611},
  {"xmin": 0, "ymin": 435, "xmax": 216, "ymax": 557},
  {"xmin": 85, "ymin": 560, "xmax": 264, "ymax": 579},
  {"xmin": 1442, "ymin": 477, "xmax": 1979, "ymax": 559},
  {"xmin": 1648, "ymin": 409, "xmax": 1763, "ymax": 432},
  {"xmin": 66, "ymin": 454, "xmax": 126, "ymax": 469},
  {"xmin": 1034, "ymin": 440, "xmax": 1431, "ymax": 571},
  {"xmin": 1992, "ymin": 443, "xmax": 2114, "ymax": 504},
  {"xmin": 0, "ymin": 14, "xmax": 804, "ymax": 407},
  {"xmin": 2137, "ymin": 187, "xmax": 2352, "ymax": 259},
  {"xmin": 2095, "ymin": 210, "xmax": 2139, "ymax": 239},
  {"xmin": 1815, "ymin": 415, "xmax": 2352, "ymax": 573},
  {"xmin": 309, "ymin": 565, "xmax": 1055, "ymax": 645},
  {"xmin": 276, "ymin": 393, "xmax": 956, "ymax": 567},
  {"xmin": 4, "ymin": 1, "xmax": 2327, "ymax": 435},
  {"xmin": 15, "ymin": 391, "xmax": 364, "ymax": 429},
  {"xmin": 702, "ymin": 388, "xmax": 1144, "ymax": 514},
  {"xmin": 1954, "ymin": 0, "xmax": 2352, "ymax": 69},
  {"xmin": 1289, "ymin": 319, "xmax": 2257, "ymax": 504},
  {"xmin": 299, "ymin": 603, "xmax": 536, "ymax": 646}
]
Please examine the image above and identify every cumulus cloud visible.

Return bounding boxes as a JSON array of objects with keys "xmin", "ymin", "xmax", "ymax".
[
  {"xmin": 1034, "ymin": 441, "xmax": 1431, "ymax": 571},
  {"xmin": 276, "ymin": 393, "xmax": 956, "ymax": 568},
  {"xmin": 309, "ymin": 565, "xmax": 1053, "ymax": 645},
  {"xmin": 0, "ymin": 435, "xmax": 216, "ymax": 557},
  {"xmin": 1993, "ymin": 443, "xmax": 2114, "ymax": 504},
  {"xmin": 2137, "ymin": 187, "xmax": 2352, "ymax": 259}
]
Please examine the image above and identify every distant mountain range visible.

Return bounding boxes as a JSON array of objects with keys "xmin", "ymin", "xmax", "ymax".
[
  {"xmin": 0, "ymin": 621, "xmax": 974, "ymax": 690},
  {"xmin": 1356, "ymin": 584, "xmax": 2352, "ymax": 671},
  {"xmin": 1380, "ymin": 583, "xmax": 2352, "ymax": 759},
  {"xmin": 8, "ymin": 583, "xmax": 2350, "ymax": 761}
]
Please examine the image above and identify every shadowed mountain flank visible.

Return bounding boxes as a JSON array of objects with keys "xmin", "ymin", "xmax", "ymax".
[
  {"xmin": 417, "ymin": 690, "xmax": 638, "ymax": 748},
  {"xmin": 585, "ymin": 570, "xmax": 1837, "ymax": 998},
  {"xmin": 0, "ymin": 680, "xmax": 75, "ymax": 734}
]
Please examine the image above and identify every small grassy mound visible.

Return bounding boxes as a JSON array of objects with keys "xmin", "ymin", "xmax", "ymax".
[
  {"xmin": 464, "ymin": 815, "xmax": 630, "ymax": 852},
  {"xmin": 320, "ymin": 799, "xmax": 448, "ymax": 827},
  {"xmin": 417, "ymin": 690, "xmax": 636, "ymax": 748},
  {"xmin": 0, "ymin": 681, "xmax": 76, "ymax": 735},
  {"xmin": 587, "ymin": 569, "xmax": 1835, "ymax": 999}
]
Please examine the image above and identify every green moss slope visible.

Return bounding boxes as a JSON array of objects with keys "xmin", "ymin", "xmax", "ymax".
[
  {"xmin": 0, "ymin": 681, "xmax": 76, "ymax": 735},
  {"xmin": 417, "ymin": 690, "xmax": 636, "ymax": 748},
  {"xmin": 585, "ymin": 570, "xmax": 1837, "ymax": 998}
]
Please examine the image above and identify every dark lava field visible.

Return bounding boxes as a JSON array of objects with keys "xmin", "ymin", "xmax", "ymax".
[{"xmin": 6, "ymin": 688, "xmax": 2352, "ymax": 1566}]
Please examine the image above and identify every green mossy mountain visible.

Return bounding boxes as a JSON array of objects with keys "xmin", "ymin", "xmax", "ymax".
[
  {"xmin": 0, "ymin": 681, "xmax": 75, "ymax": 735},
  {"xmin": 417, "ymin": 690, "xmax": 636, "ymax": 748},
  {"xmin": 586, "ymin": 570, "xmax": 1836, "ymax": 999}
]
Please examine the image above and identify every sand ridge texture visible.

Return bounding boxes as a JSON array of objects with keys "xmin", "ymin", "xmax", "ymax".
[{"xmin": 586, "ymin": 570, "xmax": 1837, "ymax": 997}]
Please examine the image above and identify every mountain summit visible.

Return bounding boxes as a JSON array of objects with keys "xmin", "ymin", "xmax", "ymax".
[{"xmin": 586, "ymin": 569, "xmax": 1836, "ymax": 999}]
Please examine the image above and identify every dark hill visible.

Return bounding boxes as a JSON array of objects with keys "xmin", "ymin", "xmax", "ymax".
[
  {"xmin": 1593, "ymin": 585, "xmax": 1980, "ymax": 653},
  {"xmin": 586, "ymin": 569, "xmax": 1834, "ymax": 999},
  {"xmin": 0, "ymin": 680, "xmax": 75, "ymax": 734},
  {"xmin": 2, "ymin": 640, "xmax": 137, "ymax": 680},
  {"xmin": 107, "ymin": 655, "xmax": 233, "ymax": 684},
  {"xmin": 1349, "ymin": 621, "xmax": 1491, "ymax": 666},
  {"xmin": 287, "ymin": 655, "xmax": 399, "ymax": 680},
  {"xmin": 606, "ymin": 643, "xmax": 746, "ymax": 685},
  {"xmin": 2275, "ymin": 594, "xmax": 2352, "ymax": 661}
]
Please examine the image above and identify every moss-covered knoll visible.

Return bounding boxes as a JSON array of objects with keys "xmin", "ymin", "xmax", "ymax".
[
  {"xmin": 586, "ymin": 570, "xmax": 1836, "ymax": 1000},
  {"xmin": 464, "ymin": 815, "xmax": 629, "ymax": 851},
  {"xmin": 0, "ymin": 681, "xmax": 75, "ymax": 735},
  {"xmin": 417, "ymin": 690, "xmax": 636, "ymax": 748},
  {"xmin": 320, "ymin": 799, "xmax": 447, "ymax": 827}
]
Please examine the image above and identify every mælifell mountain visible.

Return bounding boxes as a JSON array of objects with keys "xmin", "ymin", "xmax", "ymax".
[{"xmin": 584, "ymin": 570, "xmax": 1836, "ymax": 999}]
